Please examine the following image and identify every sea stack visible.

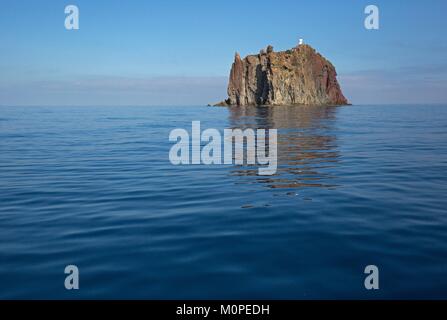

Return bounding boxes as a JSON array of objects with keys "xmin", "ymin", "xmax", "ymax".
[{"xmin": 215, "ymin": 44, "xmax": 348, "ymax": 106}]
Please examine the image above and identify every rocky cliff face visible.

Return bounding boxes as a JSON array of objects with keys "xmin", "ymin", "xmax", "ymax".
[{"xmin": 217, "ymin": 44, "xmax": 348, "ymax": 106}]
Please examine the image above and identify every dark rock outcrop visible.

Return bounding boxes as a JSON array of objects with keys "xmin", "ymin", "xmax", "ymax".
[{"xmin": 215, "ymin": 44, "xmax": 348, "ymax": 106}]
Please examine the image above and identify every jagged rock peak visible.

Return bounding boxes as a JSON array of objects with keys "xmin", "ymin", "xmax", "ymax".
[{"xmin": 215, "ymin": 44, "xmax": 349, "ymax": 106}]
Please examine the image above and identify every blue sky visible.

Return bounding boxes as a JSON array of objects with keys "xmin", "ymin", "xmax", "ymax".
[{"xmin": 0, "ymin": 0, "xmax": 446, "ymax": 105}]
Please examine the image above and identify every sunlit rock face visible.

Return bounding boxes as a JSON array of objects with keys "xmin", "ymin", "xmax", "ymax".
[{"xmin": 217, "ymin": 44, "xmax": 348, "ymax": 106}]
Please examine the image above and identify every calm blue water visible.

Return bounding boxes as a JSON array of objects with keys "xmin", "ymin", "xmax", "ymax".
[{"xmin": 0, "ymin": 105, "xmax": 447, "ymax": 299}]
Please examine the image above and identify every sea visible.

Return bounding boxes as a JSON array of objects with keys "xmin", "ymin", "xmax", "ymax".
[{"xmin": 0, "ymin": 104, "xmax": 446, "ymax": 299}]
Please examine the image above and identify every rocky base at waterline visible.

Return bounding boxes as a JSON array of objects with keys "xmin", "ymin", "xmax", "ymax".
[{"xmin": 214, "ymin": 44, "xmax": 349, "ymax": 107}]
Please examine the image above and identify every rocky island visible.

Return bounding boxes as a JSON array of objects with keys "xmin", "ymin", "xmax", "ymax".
[{"xmin": 215, "ymin": 44, "xmax": 348, "ymax": 106}]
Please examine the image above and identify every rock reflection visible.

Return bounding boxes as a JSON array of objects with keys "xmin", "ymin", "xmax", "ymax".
[{"xmin": 227, "ymin": 105, "xmax": 340, "ymax": 189}]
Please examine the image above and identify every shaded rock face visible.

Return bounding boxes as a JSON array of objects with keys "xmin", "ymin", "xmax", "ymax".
[{"xmin": 220, "ymin": 44, "xmax": 348, "ymax": 106}]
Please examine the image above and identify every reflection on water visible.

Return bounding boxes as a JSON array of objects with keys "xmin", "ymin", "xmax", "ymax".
[{"xmin": 227, "ymin": 105, "xmax": 340, "ymax": 189}]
